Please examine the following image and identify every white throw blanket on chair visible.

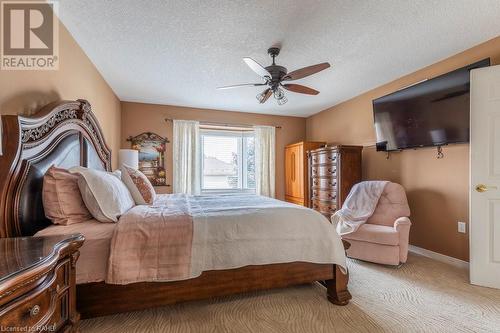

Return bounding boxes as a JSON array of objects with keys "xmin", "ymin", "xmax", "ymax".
[{"xmin": 331, "ymin": 181, "xmax": 389, "ymax": 235}]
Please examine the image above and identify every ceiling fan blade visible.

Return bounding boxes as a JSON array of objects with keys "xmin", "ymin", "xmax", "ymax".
[
  {"xmin": 282, "ymin": 84, "xmax": 319, "ymax": 95},
  {"xmin": 217, "ymin": 83, "xmax": 267, "ymax": 90},
  {"xmin": 243, "ymin": 57, "xmax": 272, "ymax": 78},
  {"xmin": 283, "ymin": 62, "xmax": 331, "ymax": 81},
  {"xmin": 257, "ymin": 88, "xmax": 272, "ymax": 104}
]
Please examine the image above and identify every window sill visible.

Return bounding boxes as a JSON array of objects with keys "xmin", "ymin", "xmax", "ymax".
[{"xmin": 201, "ymin": 189, "xmax": 256, "ymax": 195}]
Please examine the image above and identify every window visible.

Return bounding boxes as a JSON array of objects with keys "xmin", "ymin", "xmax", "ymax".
[{"xmin": 201, "ymin": 129, "xmax": 255, "ymax": 193}]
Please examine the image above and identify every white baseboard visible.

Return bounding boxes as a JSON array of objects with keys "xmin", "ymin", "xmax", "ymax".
[{"xmin": 408, "ymin": 245, "xmax": 469, "ymax": 270}]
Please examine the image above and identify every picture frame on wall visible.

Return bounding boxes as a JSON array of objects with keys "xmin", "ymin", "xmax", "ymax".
[{"xmin": 127, "ymin": 132, "xmax": 169, "ymax": 186}]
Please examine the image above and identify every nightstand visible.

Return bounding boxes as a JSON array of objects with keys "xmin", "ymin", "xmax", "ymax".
[{"xmin": 0, "ymin": 234, "xmax": 84, "ymax": 332}]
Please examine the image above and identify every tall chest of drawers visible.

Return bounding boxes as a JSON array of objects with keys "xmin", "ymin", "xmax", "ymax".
[{"xmin": 308, "ymin": 146, "xmax": 363, "ymax": 219}]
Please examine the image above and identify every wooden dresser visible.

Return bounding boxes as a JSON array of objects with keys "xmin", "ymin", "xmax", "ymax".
[
  {"xmin": 285, "ymin": 141, "xmax": 325, "ymax": 206},
  {"xmin": 308, "ymin": 145, "xmax": 363, "ymax": 218},
  {"xmin": 0, "ymin": 235, "xmax": 84, "ymax": 332}
]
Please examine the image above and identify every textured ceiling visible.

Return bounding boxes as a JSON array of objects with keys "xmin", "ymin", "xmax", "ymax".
[{"xmin": 59, "ymin": 1, "xmax": 500, "ymax": 117}]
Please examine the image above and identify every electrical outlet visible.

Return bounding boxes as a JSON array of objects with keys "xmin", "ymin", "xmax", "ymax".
[{"xmin": 458, "ymin": 221, "xmax": 467, "ymax": 234}]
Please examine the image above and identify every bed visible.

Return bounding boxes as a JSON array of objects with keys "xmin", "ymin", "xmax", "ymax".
[{"xmin": 0, "ymin": 99, "xmax": 351, "ymax": 318}]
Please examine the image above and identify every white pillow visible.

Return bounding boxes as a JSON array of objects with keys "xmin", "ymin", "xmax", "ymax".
[
  {"xmin": 77, "ymin": 178, "xmax": 113, "ymax": 222},
  {"xmin": 112, "ymin": 169, "xmax": 122, "ymax": 179},
  {"xmin": 69, "ymin": 167, "xmax": 135, "ymax": 222}
]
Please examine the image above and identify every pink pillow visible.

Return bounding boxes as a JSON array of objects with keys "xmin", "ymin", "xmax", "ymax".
[
  {"xmin": 42, "ymin": 166, "xmax": 93, "ymax": 225},
  {"xmin": 120, "ymin": 164, "xmax": 156, "ymax": 205}
]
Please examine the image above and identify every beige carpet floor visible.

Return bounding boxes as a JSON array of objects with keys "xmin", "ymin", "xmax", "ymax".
[{"xmin": 81, "ymin": 253, "xmax": 500, "ymax": 333}]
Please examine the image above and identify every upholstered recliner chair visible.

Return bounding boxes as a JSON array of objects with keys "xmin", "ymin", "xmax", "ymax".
[{"xmin": 342, "ymin": 182, "xmax": 411, "ymax": 265}]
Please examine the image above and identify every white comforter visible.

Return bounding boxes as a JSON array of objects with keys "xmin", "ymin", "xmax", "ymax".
[{"xmin": 189, "ymin": 194, "xmax": 347, "ymax": 276}]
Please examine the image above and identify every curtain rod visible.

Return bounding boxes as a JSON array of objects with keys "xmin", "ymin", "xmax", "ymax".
[{"xmin": 164, "ymin": 118, "xmax": 282, "ymax": 129}]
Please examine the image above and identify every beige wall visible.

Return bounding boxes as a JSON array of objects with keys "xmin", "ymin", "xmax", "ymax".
[
  {"xmin": 307, "ymin": 36, "xmax": 500, "ymax": 261},
  {"xmin": 121, "ymin": 102, "xmax": 306, "ymax": 199},
  {"xmin": 0, "ymin": 16, "xmax": 121, "ymax": 168}
]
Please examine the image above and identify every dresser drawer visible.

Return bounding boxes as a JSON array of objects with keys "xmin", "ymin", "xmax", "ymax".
[
  {"xmin": 311, "ymin": 165, "xmax": 337, "ymax": 177},
  {"xmin": 311, "ymin": 200, "xmax": 337, "ymax": 216},
  {"xmin": 312, "ymin": 188, "xmax": 337, "ymax": 202},
  {"xmin": 310, "ymin": 151, "xmax": 338, "ymax": 165},
  {"xmin": 0, "ymin": 276, "xmax": 57, "ymax": 331},
  {"xmin": 311, "ymin": 177, "xmax": 337, "ymax": 189}
]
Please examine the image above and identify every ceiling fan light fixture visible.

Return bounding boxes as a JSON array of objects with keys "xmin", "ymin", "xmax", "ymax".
[
  {"xmin": 274, "ymin": 88, "xmax": 288, "ymax": 106},
  {"xmin": 276, "ymin": 95, "xmax": 288, "ymax": 106}
]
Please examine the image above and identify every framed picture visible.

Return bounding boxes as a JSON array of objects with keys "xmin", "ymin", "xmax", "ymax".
[{"xmin": 127, "ymin": 132, "xmax": 169, "ymax": 186}]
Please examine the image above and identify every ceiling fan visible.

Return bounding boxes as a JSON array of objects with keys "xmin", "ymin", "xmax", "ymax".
[{"xmin": 217, "ymin": 47, "xmax": 331, "ymax": 106}]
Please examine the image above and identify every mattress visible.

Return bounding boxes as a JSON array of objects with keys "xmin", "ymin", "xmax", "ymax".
[
  {"xmin": 35, "ymin": 194, "xmax": 347, "ymax": 285},
  {"xmin": 35, "ymin": 220, "xmax": 115, "ymax": 284}
]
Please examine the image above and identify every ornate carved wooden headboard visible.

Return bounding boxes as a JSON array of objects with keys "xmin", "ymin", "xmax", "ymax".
[{"xmin": 0, "ymin": 100, "xmax": 112, "ymax": 237}]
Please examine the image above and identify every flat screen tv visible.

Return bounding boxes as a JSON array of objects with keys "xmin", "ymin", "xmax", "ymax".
[{"xmin": 372, "ymin": 58, "xmax": 490, "ymax": 152}]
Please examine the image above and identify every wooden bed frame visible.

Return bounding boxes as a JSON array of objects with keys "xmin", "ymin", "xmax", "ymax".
[{"xmin": 0, "ymin": 100, "xmax": 351, "ymax": 319}]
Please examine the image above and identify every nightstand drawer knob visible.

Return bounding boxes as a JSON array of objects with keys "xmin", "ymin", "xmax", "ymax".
[{"xmin": 29, "ymin": 305, "xmax": 40, "ymax": 317}]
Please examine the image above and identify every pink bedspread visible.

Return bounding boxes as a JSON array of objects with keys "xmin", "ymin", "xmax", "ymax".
[{"xmin": 106, "ymin": 194, "xmax": 196, "ymax": 284}]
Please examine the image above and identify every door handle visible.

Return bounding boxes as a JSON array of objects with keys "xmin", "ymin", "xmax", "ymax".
[{"xmin": 475, "ymin": 184, "xmax": 498, "ymax": 193}]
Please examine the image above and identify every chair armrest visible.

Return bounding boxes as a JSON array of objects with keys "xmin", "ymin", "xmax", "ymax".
[
  {"xmin": 394, "ymin": 216, "xmax": 411, "ymax": 231},
  {"xmin": 394, "ymin": 217, "xmax": 412, "ymax": 263}
]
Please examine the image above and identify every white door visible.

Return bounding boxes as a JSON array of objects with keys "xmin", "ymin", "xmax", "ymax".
[{"xmin": 470, "ymin": 65, "xmax": 500, "ymax": 289}]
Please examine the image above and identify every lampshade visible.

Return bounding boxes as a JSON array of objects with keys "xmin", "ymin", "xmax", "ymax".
[{"xmin": 118, "ymin": 149, "xmax": 138, "ymax": 169}]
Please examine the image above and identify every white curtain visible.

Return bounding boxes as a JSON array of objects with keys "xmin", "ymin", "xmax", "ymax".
[
  {"xmin": 254, "ymin": 126, "xmax": 275, "ymax": 197},
  {"xmin": 173, "ymin": 120, "xmax": 200, "ymax": 195}
]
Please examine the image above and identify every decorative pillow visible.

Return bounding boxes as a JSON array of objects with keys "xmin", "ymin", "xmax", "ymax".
[
  {"xmin": 70, "ymin": 166, "xmax": 135, "ymax": 223},
  {"xmin": 42, "ymin": 166, "xmax": 93, "ymax": 225},
  {"xmin": 120, "ymin": 164, "xmax": 156, "ymax": 205}
]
